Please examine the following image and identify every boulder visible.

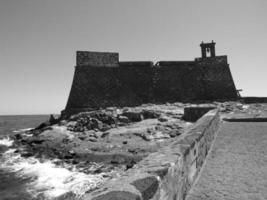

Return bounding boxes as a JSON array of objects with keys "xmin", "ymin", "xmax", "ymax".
[
  {"xmin": 158, "ymin": 115, "xmax": 168, "ymax": 122},
  {"xmin": 131, "ymin": 176, "xmax": 159, "ymax": 200},
  {"xmin": 49, "ymin": 114, "xmax": 58, "ymax": 125},
  {"xmin": 122, "ymin": 111, "xmax": 144, "ymax": 122},
  {"xmin": 101, "ymin": 132, "xmax": 110, "ymax": 138},
  {"xmin": 89, "ymin": 111, "xmax": 117, "ymax": 125},
  {"xmin": 118, "ymin": 115, "xmax": 130, "ymax": 124},
  {"xmin": 95, "ymin": 131, "xmax": 103, "ymax": 138},
  {"xmin": 85, "ymin": 130, "xmax": 96, "ymax": 137},
  {"xmin": 35, "ymin": 121, "xmax": 50, "ymax": 130},
  {"xmin": 168, "ymin": 130, "xmax": 182, "ymax": 138},
  {"xmin": 153, "ymin": 131, "xmax": 170, "ymax": 140},
  {"xmin": 142, "ymin": 110, "xmax": 160, "ymax": 119},
  {"xmin": 88, "ymin": 137, "xmax": 97, "ymax": 142},
  {"xmin": 133, "ymin": 132, "xmax": 152, "ymax": 141},
  {"xmin": 90, "ymin": 118, "xmax": 103, "ymax": 130}
]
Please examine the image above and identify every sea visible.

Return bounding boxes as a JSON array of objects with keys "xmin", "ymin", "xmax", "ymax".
[{"xmin": 0, "ymin": 115, "xmax": 104, "ymax": 200}]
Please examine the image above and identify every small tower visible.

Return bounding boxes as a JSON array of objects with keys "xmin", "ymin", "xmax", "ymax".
[{"xmin": 200, "ymin": 40, "xmax": 216, "ymax": 58}]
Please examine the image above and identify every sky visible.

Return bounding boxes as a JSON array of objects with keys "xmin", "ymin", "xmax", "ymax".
[{"xmin": 0, "ymin": 0, "xmax": 267, "ymax": 115}]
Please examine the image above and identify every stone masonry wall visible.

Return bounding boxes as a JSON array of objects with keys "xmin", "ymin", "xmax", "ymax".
[
  {"xmin": 242, "ymin": 97, "xmax": 267, "ymax": 104},
  {"xmin": 155, "ymin": 57, "xmax": 237, "ymax": 102},
  {"xmin": 84, "ymin": 109, "xmax": 220, "ymax": 200},
  {"xmin": 64, "ymin": 62, "xmax": 155, "ymax": 115},
  {"xmin": 183, "ymin": 105, "xmax": 216, "ymax": 122},
  {"xmin": 63, "ymin": 54, "xmax": 237, "ymax": 116},
  {"xmin": 76, "ymin": 51, "xmax": 119, "ymax": 67}
]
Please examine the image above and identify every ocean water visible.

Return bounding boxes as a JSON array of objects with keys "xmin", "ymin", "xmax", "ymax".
[
  {"xmin": 0, "ymin": 115, "xmax": 105, "ymax": 200},
  {"xmin": 0, "ymin": 115, "xmax": 49, "ymax": 137}
]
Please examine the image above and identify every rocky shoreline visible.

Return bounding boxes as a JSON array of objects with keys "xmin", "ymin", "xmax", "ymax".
[
  {"xmin": 11, "ymin": 103, "xmax": 191, "ymax": 175},
  {"xmin": 8, "ymin": 101, "xmax": 266, "ymax": 197}
]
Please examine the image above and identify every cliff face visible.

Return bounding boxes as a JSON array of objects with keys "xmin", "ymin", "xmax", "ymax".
[{"xmin": 62, "ymin": 52, "xmax": 237, "ymax": 116}]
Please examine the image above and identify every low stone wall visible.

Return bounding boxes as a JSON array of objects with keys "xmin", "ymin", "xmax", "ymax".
[
  {"xmin": 223, "ymin": 117, "xmax": 267, "ymax": 122},
  {"xmin": 183, "ymin": 106, "xmax": 216, "ymax": 122},
  {"xmin": 242, "ymin": 97, "xmax": 267, "ymax": 104},
  {"xmin": 84, "ymin": 109, "xmax": 220, "ymax": 200}
]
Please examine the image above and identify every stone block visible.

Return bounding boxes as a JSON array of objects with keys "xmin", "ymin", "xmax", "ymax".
[
  {"xmin": 183, "ymin": 106, "xmax": 216, "ymax": 122},
  {"xmin": 131, "ymin": 176, "xmax": 159, "ymax": 200}
]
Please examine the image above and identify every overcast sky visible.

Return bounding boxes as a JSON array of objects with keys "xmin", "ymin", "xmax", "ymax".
[{"xmin": 1, "ymin": 0, "xmax": 267, "ymax": 115}]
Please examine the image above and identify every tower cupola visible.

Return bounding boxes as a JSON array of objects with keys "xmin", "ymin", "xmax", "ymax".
[{"xmin": 200, "ymin": 40, "xmax": 216, "ymax": 58}]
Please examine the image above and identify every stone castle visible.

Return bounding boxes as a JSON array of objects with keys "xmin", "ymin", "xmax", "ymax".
[{"xmin": 62, "ymin": 41, "xmax": 237, "ymax": 116}]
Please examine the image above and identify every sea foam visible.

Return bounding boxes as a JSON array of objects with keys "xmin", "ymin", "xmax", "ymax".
[
  {"xmin": 13, "ymin": 127, "xmax": 34, "ymax": 133},
  {"xmin": 0, "ymin": 148, "xmax": 107, "ymax": 199},
  {"xmin": 0, "ymin": 137, "xmax": 14, "ymax": 147}
]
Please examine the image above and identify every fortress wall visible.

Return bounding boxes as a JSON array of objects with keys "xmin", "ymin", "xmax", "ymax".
[
  {"xmin": 64, "ymin": 62, "xmax": 154, "ymax": 115},
  {"xmin": 118, "ymin": 62, "xmax": 154, "ymax": 105},
  {"xmin": 63, "ymin": 54, "xmax": 237, "ymax": 116},
  {"xmin": 65, "ymin": 66, "xmax": 120, "ymax": 112},
  {"xmin": 154, "ymin": 62, "xmax": 200, "ymax": 102},
  {"xmin": 195, "ymin": 57, "xmax": 237, "ymax": 100},
  {"xmin": 85, "ymin": 109, "xmax": 220, "ymax": 200},
  {"xmin": 154, "ymin": 58, "xmax": 237, "ymax": 103}
]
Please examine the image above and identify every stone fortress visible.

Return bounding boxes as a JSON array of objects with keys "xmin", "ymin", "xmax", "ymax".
[
  {"xmin": 62, "ymin": 41, "xmax": 238, "ymax": 116},
  {"xmin": 11, "ymin": 42, "xmax": 267, "ymax": 200}
]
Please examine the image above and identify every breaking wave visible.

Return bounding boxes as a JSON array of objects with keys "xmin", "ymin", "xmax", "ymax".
[
  {"xmin": 13, "ymin": 128, "xmax": 34, "ymax": 133},
  {"xmin": 0, "ymin": 138, "xmax": 107, "ymax": 200},
  {"xmin": 0, "ymin": 137, "xmax": 14, "ymax": 147}
]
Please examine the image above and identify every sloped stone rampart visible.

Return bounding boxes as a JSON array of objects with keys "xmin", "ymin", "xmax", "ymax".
[
  {"xmin": 62, "ymin": 51, "xmax": 238, "ymax": 116},
  {"xmin": 84, "ymin": 109, "xmax": 220, "ymax": 200},
  {"xmin": 63, "ymin": 58, "xmax": 237, "ymax": 116}
]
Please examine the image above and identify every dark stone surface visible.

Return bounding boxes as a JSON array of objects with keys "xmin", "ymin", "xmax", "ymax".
[
  {"xmin": 63, "ymin": 58, "xmax": 237, "ymax": 116},
  {"xmin": 121, "ymin": 111, "xmax": 144, "ymax": 122},
  {"xmin": 223, "ymin": 117, "xmax": 267, "ymax": 122},
  {"xmin": 76, "ymin": 51, "xmax": 119, "ymax": 67},
  {"xmin": 63, "ymin": 44, "xmax": 237, "ymax": 116},
  {"xmin": 131, "ymin": 176, "xmax": 159, "ymax": 200},
  {"xmin": 183, "ymin": 106, "xmax": 216, "ymax": 122},
  {"xmin": 242, "ymin": 97, "xmax": 267, "ymax": 104}
]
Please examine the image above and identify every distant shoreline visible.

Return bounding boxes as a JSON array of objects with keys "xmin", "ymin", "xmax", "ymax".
[{"xmin": 0, "ymin": 114, "xmax": 58, "ymax": 117}]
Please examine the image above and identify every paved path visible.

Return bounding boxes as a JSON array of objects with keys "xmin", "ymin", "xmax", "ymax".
[{"xmin": 187, "ymin": 121, "xmax": 267, "ymax": 200}]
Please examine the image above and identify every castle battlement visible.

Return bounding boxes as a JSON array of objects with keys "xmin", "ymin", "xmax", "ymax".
[
  {"xmin": 76, "ymin": 52, "xmax": 228, "ymax": 68},
  {"xmin": 76, "ymin": 51, "xmax": 119, "ymax": 67},
  {"xmin": 63, "ymin": 42, "xmax": 237, "ymax": 116}
]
